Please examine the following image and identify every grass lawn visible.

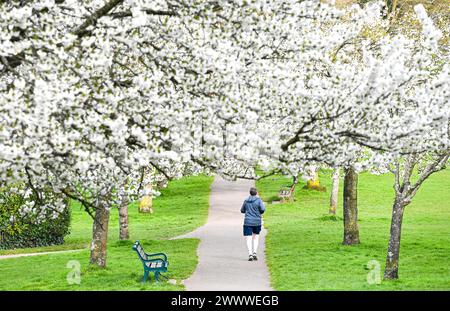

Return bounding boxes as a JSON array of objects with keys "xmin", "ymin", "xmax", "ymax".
[
  {"xmin": 0, "ymin": 175, "xmax": 213, "ymax": 290},
  {"xmin": 257, "ymin": 169, "xmax": 450, "ymax": 290}
]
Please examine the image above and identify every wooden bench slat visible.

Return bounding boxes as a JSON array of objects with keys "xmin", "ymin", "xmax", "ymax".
[{"xmin": 145, "ymin": 261, "xmax": 167, "ymax": 268}]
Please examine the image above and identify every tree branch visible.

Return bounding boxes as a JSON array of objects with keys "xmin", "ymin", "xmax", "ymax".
[
  {"xmin": 110, "ymin": 8, "xmax": 178, "ymax": 19},
  {"xmin": 72, "ymin": 0, "xmax": 125, "ymax": 37},
  {"xmin": 408, "ymin": 153, "xmax": 449, "ymax": 199}
]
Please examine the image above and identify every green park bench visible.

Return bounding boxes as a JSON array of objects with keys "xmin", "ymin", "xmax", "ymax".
[
  {"xmin": 277, "ymin": 176, "xmax": 298, "ymax": 203},
  {"xmin": 132, "ymin": 240, "xmax": 169, "ymax": 283},
  {"xmin": 278, "ymin": 185, "xmax": 295, "ymax": 202}
]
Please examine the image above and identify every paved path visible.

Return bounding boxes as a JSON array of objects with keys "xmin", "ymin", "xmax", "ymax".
[
  {"xmin": 176, "ymin": 176, "xmax": 273, "ymax": 291},
  {"xmin": 0, "ymin": 249, "xmax": 85, "ymax": 260}
]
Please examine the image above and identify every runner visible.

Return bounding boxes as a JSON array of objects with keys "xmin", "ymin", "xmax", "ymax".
[{"xmin": 241, "ymin": 187, "xmax": 266, "ymax": 261}]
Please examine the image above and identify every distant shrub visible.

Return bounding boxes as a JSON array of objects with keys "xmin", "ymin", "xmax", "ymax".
[{"xmin": 0, "ymin": 184, "xmax": 70, "ymax": 250}]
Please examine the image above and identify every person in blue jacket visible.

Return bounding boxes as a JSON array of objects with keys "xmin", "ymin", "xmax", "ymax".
[{"xmin": 241, "ymin": 187, "xmax": 266, "ymax": 261}]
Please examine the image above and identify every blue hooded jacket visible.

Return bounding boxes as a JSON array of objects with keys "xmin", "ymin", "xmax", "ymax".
[{"xmin": 241, "ymin": 195, "xmax": 265, "ymax": 226}]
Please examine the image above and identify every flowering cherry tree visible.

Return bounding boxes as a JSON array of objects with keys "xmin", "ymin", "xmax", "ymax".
[
  {"xmin": 0, "ymin": 0, "xmax": 260, "ymax": 266},
  {"xmin": 0, "ymin": 0, "xmax": 448, "ymax": 270},
  {"xmin": 223, "ymin": 0, "xmax": 448, "ymax": 253},
  {"xmin": 239, "ymin": 1, "xmax": 448, "ymax": 171}
]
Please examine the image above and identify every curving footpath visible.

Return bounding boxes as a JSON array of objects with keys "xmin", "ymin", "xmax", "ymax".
[
  {"xmin": 176, "ymin": 176, "xmax": 273, "ymax": 291},
  {"xmin": 0, "ymin": 249, "xmax": 84, "ymax": 260}
]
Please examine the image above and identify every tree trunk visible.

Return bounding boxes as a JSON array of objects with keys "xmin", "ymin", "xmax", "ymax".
[
  {"xmin": 343, "ymin": 167, "xmax": 360, "ymax": 245},
  {"xmin": 382, "ymin": 154, "xmax": 448, "ymax": 280},
  {"xmin": 306, "ymin": 169, "xmax": 320, "ymax": 189},
  {"xmin": 119, "ymin": 195, "xmax": 129, "ymax": 240},
  {"xmin": 384, "ymin": 198, "xmax": 406, "ymax": 279},
  {"xmin": 329, "ymin": 168, "xmax": 339, "ymax": 215},
  {"xmin": 90, "ymin": 204, "xmax": 110, "ymax": 267},
  {"xmin": 139, "ymin": 171, "xmax": 154, "ymax": 213},
  {"xmin": 304, "ymin": 167, "xmax": 326, "ymax": 191}
]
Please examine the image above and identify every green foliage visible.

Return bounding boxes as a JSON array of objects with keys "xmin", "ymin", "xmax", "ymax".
[{"xmin": 0, "ymin": 185, "xmax": 71, "ymax": 250}]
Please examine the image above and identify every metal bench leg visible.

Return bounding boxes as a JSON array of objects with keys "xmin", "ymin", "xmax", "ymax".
[
  {"xmin": 159, "ymin": 273, "xmax": 169, "ymax": 281},
  {"xmin": 143, "ymin": 271, "xmax": 149, "ymax": 283},
  {"xmin": 155, "ymin": 271, "xmax": 160, "ymax": 282}
]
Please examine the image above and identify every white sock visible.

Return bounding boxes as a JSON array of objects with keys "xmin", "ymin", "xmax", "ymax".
[
  {"xmin": 253, "ymin": 235, "xmax": 259, "ymax": 255},
  {"xmin": 246, "ymin": 236, "xmax": 253, "ymax": 255}
]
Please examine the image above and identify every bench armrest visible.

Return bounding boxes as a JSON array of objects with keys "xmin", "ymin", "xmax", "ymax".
[{"xmin": 146, "ymin": 252, "xmax": 168, "ymax": 261}]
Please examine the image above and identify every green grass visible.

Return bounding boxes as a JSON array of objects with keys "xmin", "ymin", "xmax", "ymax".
[
  {"xmin": 0, "ymin": 175, "xmax": 213, "ymax": 290},
  {"xmin": 257, "ymin": 169, "xmax": 450, "ymax": 290}
]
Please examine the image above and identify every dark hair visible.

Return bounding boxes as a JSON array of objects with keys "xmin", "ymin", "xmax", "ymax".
[{"xmin": 249, "ymin": 187, "xmax": 257, "ymax": 196}]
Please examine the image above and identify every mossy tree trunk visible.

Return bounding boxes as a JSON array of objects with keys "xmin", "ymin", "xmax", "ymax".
[
  {"xmin": 119, "ymin": 195, "xmax": 129, "ymax": 240},
  {"xmin": 90, "ymin": 203, "xmax": 110, "ymax": 267},
  {"xmin": 384, "ymin": 198, "xmax": 407, "ymax": 279},
  {"xmin": 304, "ymin": 166, "xmax": 325, "ymax": 191},
  {"xmin": 343, "ymin": 166, "xmax": 360, "ymax": 245},
  {"xmin": 139, "ymin": 186, "xmax": 153, "ymax": 213},
  {"xmin": 118, "ymin": 182, "xmax": 130, "ymax": 240},
  {"xmin": 384, "ymin": 153, "xmax": 449, "ymax": 280},
  {"xmin": 139, "ymin": 168, "xmax": 154, "ymax": 213},
  {"xmin": 329, "ymin": 168, "xmax": 339, "ymax": 215},
  {"xmin": 306, "ymin": 169, "xmax": 320, "ymax": 189}
]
